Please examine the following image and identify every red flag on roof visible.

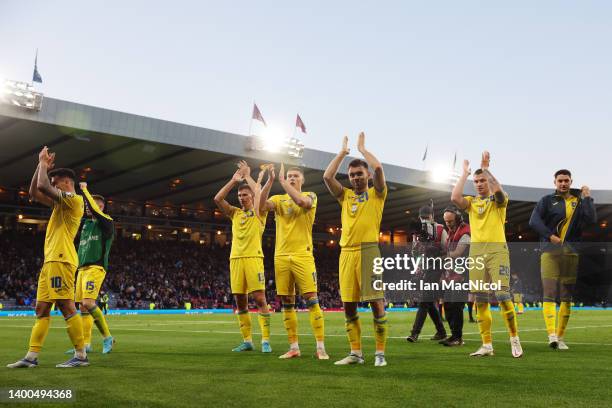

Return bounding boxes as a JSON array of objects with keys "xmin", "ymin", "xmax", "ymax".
[
  {"xmin": 296, "ymin": 114, "xmax": 306, "ymax": 134},
  {"xmin": 251, "ymin": 104, "xmax": 267, "ymax": 126}
]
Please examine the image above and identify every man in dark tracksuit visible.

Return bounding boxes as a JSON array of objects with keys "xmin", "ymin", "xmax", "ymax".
[{"xmin": 529, "ymin": 169, "xmax": 596, "ymax": 350}]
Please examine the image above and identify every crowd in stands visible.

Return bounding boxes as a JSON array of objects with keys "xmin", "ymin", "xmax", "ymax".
[
  {"xmin": 1, "ymin": 230, "xmax": 608, "ymax": 310},
  {"xmin": 0, "ymin": 231, "xmax": 343, "ymax": 310}
]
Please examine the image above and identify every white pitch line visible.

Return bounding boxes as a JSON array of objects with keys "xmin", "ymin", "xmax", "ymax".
[
  {"xmin": 110, "ymin": 321, "xmax": 235, "ymax": 326},
  {"xmin": 461, "ymin": 338, "xmax": 612, "ymax": 347},
  {"xmin": 460, "ymin": 324, "xmax": 612, "ymax": 336},
  {"xmin": 2, "ymin": 324, "xmax": 612, "ymax": 346}
]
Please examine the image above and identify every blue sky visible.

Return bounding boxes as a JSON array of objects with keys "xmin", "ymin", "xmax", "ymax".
[{"xmin": 1, "ymin": 0, "xmax": 610, "ymax": 188}]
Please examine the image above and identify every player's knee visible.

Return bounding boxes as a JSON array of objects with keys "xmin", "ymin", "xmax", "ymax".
[
  {"xmin": 305, "ymin": 297, "xmax": 319, "ymax": 309},
  {"xmin": 35, "ymin": 302, "xmax": 52, "ymax": 318},
  {"xmin": 494, "ymin": 290, "xmax": 511, "ymax": 302},
  {"xmin": 370, "ymin": 300, "xmax": 385, "ymax": 318},
  {"xmin": 281, "ymin": 295, "xmax": 295, "ymax": 304},
  {"xmin": 343, "ymin": 302, "xmax": 358, "ymax": 317},
  {"xmin": 55, "ymin": 300, "xmax": 77, "ymax": 317},
  {"xmin": 234, "ymin": 294, "xmax": 248, "ymax": 310},
  {"xmin": 81, "ymin": 298, "xmax": 96, "ymax": 310}
]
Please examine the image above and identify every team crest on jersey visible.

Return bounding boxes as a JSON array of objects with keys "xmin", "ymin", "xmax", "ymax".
[
  {"xmin": 572, "ymin": 202, "xmax": 577, "ymax": 208},
  {"xmin": 240, "ymin": 210, "xmax": 254, "ymax": 225},
  {"xmin": 355, "ymin": 191, "xmax": 369, "ymax": 203},
  {"xmin": 351, "ymin": 203, "xmax": 358, "ymax": 214},
  {"xmin": 478, "ymin": 206, "xmax": 485, "ymax": 215}
]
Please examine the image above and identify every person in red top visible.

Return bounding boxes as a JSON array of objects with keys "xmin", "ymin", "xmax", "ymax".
[
  {"xmin": 406, "ymin": 206, "xmax": 448, "ymax": 343},
  {"xmin": 440, "ymin": 206, "xmax": 471, "ymax": 346}
]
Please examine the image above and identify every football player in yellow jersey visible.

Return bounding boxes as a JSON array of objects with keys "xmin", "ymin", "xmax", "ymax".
[
  {"xmin": 214, "ymin": 164, "xmax": 272, "ymax": 353},
  {"xmin": 8, "ymin": 147, "xmax": 89, "ymax": 368},
  {"xmin": 451, "ymin": 151, "xmax": 523, "ymax": 358},
  {"xmin": 258, "ymin": 162, "xmax": 328, "ymax": 360},
  {"xmin": 324, "ymin": 132, "xmax": 389, "ymax": 367},
  {"xmin": 529, "ymin": 169, "xmax": 596, "ymax": 350}
]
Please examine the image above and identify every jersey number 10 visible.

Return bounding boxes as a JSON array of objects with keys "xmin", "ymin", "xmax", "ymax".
[{"xmin": 51, "ymin": 276, "xmax": 62, "ymax": 289}]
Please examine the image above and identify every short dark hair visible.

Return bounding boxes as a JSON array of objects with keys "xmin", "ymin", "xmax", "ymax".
[
  {"xmin": 554, "ymin": 169, "xmax": 572, "ymax": 179},
  {"xmin": 419, "ymin": 205, "xmax": 433, "ymax": 217},
  {"xmin": 348, "ymin": 159, "xmax": 368, "ymax": 169},
  {"xmin": 48, "ymin": 168, "xmax": 76, "ymax": 182},
  {"xmin": 286, "ymin": 167, "xmax": 304, "ymax": 175},
  {"xmin": 237, "ymin": 182, "xmax": 253, "ymax": 193},
  {"xmin": 473, "ymin": 169, "xmax": 484, "ymax": 176},
  {"xmin": 443, "ymin": 205, "xmax": 461, "ymax": 218}
]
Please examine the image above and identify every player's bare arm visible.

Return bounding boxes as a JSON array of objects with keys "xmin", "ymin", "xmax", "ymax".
[
  {"xmin": 279, "ymin": 163, "xmax": 312, "ymax": 209},
  {"xmin": 238, "ymin": 160, "xmax": 268, "ymax": 214},
  {"xmin": 480, "ymin": 151, "xmax": 505, "ymax": 204},
  {"xmin": 581, "ymin": 185, "xmax": 591, "ymax": 198},
  {"xmin": 29, "ymin": 162, "xmax": 54, "ymax": 207},
  {"xmin": 242, "ymin": 160, "xmax": 268, "ymax": 218},
  {"xmin": 323, "ymin": 136, "xmax": 349, "ymax": 199},
  {"xmin": 237, "ymin": 160, "xmax": 258, "ymax": 192},
  {"xmin": 258, "ymin": 164, "xmax": 276, "ymax": 212},
  {"xmin": 357, "ymin": 131, "xmax": 386, "ymax": 193},
  {"xmin": 451, "ymin": 159, "xmax": 471, "ymax": 210},
  {"xmin": 580, "ymin": 184, "xmax": 598, "ymax": 225},
  {"xmin": 36, "ymin": 147, "xmax": 61, "ymax": 202},
  {"xmin": 214, "ymin": 170, "xmax": 242, "ymax": 217}
]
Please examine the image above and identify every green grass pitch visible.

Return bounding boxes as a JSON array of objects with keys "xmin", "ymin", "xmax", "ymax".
[{"xmin": 1, "ymin": 309, "xmax": 611, "ymax": 407}]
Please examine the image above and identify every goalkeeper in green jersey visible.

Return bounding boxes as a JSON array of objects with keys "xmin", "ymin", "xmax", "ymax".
[{"xmin": 66, "ymin": 182, "xmax": 115, "ymax": 354}]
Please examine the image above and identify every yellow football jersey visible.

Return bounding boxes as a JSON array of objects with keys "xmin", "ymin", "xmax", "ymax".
[
  {"xmin": 269, "ymin": 192, "xmax": 317, "ymax": 255},
  {"xmin": 465, "ymin": 193, "xmax": 508, "ymax": 251},
  {"xmin": 339, "ymin": 186, "xmax": 387, "ymax": 250},
  {"xmin": 44, "ymin": 190, "xmax": 84, "ymax": 266},
  {"xmin": 229, "ymin": 206, "xmax": 267, "ymax": 259},
  {"xmin": 559, "ymin": 196, "xmax": 578, "ymax": 242}
]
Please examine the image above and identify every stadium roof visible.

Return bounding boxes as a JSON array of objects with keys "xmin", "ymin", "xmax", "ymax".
[{"xmin": 1, "ymin": 97, "xmax": 611, "ymax": 234}]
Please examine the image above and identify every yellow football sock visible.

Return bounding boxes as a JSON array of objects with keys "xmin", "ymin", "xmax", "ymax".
[
  {"xmin": 517, "ymin": 303, "xmax": 524, "ymax": 314},
  {"xmin": 499, "ymin": 300, "xmax": 518, "ymax": 337},
  {"xmin": 81, "ymin": 312, "xmax": 94, "ymax": 345},
  {"xmin": 543, "ymin": 301, "xmax": 557, "ymax": 336},
  {"xmin": 65, "ymin": 313, "xmax": 85, "ymax": 351},
  {"xmin": 476, "ymin": 302, "xmax": 492, "ymax": 344},
  {"xmin": 28, "ymin": 316, "xmax": 51, "ymax": 353},
  {"xmin": 373, "ymin": 314, "xmax": 388, "ymax": 352},
  {"xmin": 89, "ymin": 306, "xmax": 111, "ymax": 338},
  {"xmin": 345, "ymin": 314, "xmax": 362, "ymax": 351},
  {"xmin": 236, "ymin": 310, "xmax": 252, "ymax": 342},
  {"xmin": 282, "ymin": 304, "xmax": 299, "ymax": 345},
  {"xmin": 557, "ymin": 302, "xmax": 571, "ymax": 338},
  {"xmin": 258, "ymin": 312, "xmax": 271, "ymax": 342},
  {"xmin": 306, "ymin": 298, "xmax": 325, "ymax": 342}
]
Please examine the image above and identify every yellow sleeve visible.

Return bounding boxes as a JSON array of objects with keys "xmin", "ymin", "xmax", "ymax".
[
  {"xmin": 82, "ymin": 187, "xmax": 113, "ymax": 221},
  {"xmin": 57, "ymin": 190, "xmax": 84, "ymax": 216},
  {"xmin": 257, "ymin": 209, "xmax": 269, "ymax": 224},
  {"xmin": 337, "ymin": 187, "xmax": 349, "ymax": 205},
  {"xmin": 227, "ymin": 206, "xmax": 239, "ymax": 220},
  {"xmin": 269, "ymin": 195, "xmax": 280, "ymax": 208},
  {"xmin": 464, "ymin": 196, "xmax": 473, "ymax": 212}
]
